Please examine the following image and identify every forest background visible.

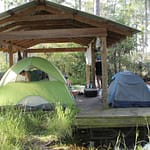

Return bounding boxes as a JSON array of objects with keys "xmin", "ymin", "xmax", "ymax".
[{"xmin": 0, "ymin": 0, "xmax": 150, "ymax": 84}]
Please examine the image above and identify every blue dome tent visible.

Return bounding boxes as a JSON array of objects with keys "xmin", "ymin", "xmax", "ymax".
[{"xmin": 108, "ymin": 71, "xmax": 150, "ymax": 108}]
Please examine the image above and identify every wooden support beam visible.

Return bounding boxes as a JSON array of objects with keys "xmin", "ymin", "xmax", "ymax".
[
  {"xmin": 23, "ymin": 50, "xmax": 28, "ymax": 58},
  {"xmin": 0, "ymin": 5, "xmax": 39, "ymax": 24},
  {"xmin": 101, "ymin": 36, "xmax": 108, "ymax": 108},
  {"xmin": 0, "ymin": 48, "xmax": 7, "ymax": 52},
  {"xmin": 35, "ymin": 38, "xmax": 92, "ymax": 46},
  {"xmin": 108, "ymin": 25, "xmax": 133, "ymax": 36},
  {"xmin": 86, "ymin": 64, "xmax": 91, "ymax": 86},
  {"xmin": 74, "ymin": 15, "xmax": 107, "ymax": 28},
  {"xmin": 27, "ymin": 47, "xmax": 86, "ymax": 53},
  {"xmin": 12, "ymin": 14, "xmax": 74, "ymax": 22},
  {"xmin": 8, "ymin": 44, "xmax": 13, "ymax": 67},
  {"xmin": 0, "ymin": 19, "xmax": 76, "ymax": 32},
  {"xmin": 91, "ymin": 41, "xmax": 96, "ymax": 88},
  {"xmin": 0, "ymin": 40, "xmax": 25, "ymax": 52},
  {"xmin": 0, "ymin": 28, "xmax": 107, "ymax": 40}
]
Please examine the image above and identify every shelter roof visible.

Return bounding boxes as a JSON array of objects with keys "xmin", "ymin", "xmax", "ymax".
[{"xmin": 0, "ymin": 0, "xmax": 140, "ymax": 53}]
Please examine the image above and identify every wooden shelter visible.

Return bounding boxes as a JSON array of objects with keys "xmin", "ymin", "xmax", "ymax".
[{"xmin": 0, "ymin": 0, "xmax": 139, "ymax": 107}]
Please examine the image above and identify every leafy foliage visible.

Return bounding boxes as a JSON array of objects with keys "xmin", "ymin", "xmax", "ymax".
[{"xmin": 38, "ymin": 52, "xmax": 86, "ymax": 85}]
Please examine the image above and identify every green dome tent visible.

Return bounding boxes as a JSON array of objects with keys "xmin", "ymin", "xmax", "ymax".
[{"xmin": 0, "ymin": 57, "xmax": 74, "ymax": 109}]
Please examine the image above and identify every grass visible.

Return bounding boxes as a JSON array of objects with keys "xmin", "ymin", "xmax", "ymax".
[
  {"xmin": 113, "ymin": 126, "xmax": 150, "ymax": 150},
  {"xmin": 0, "ymin": 104, "xmax": 77, "ymax": 150},
  {"xmin": 0, "ymin": 108, "xmax": 26, "ymax": 149},
  {"xmin": 1, "ymin": 106, "xmax": 150, "ymax": 150},
  {"xmin": 46, "ymin": 104, "xmax": 76, "ymax": 139}
]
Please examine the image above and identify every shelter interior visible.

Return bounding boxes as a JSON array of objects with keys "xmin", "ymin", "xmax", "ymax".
[{"xmin": 0, "ymin": 0, "xmax": 139, "ymax": 108}]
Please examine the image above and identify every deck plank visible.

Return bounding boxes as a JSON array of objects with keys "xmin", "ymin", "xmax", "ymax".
[{"xmin": 75, "ymin": 95, "xmax": 150, "ymax": 128}]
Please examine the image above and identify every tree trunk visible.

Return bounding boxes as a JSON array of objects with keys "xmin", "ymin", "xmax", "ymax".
[
  {"xmin": 145, "ymin": 0, "xmax": 150, "ymax": 53},
  {"xmin": 95, "ymin": 0, "xmax": 100, "ymax": 16},
  {"xmin": 113, "ymin": 51, "xmax": 117, "ymax": 73},
  {"xmin": 118, "ymin": 51, "xmax": 121, "ymax": 71},
  {"xmin": 79, "ymin": 0, "xmax": 81, "ymax": 10}
]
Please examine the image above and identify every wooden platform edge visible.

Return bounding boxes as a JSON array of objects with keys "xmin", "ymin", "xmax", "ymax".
[{"xmin": 75, "ymin": 116, "xmax": 150, "ymax": 128}]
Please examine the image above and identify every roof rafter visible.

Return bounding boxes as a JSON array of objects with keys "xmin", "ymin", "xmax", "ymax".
[
  {"xmin": 0, "ymin": 5, "xmax": 39, "ymax": 24},
  {"xmin": 0, "ymin": 0, "xmax": 139, "ymax": 51},
  {"xmin": 0, "ymin": 28, "xmax": 107, "ymax": 40},
  {"xmin": 0, "ymin": 40, "xmax": 26, "ymax": 52},
  {"xmin": 12, "ymin": 14, "xmax": 74, "ymax": 22},
  {"xmin": 27, "ymin": 47, "xmax": 86, "ymax": 53}
]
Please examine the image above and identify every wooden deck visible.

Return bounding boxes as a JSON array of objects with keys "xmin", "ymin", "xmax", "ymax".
[{"xmin": 75, "ymin": 94, "xmax": 150, "ymax": 128}]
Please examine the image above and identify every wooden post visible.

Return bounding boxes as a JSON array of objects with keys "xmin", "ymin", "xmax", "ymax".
[
  {"xmin": 85, "ymin": 45, "xmax": 91, "ymax": 87},
  {"xmin": 86, "ymin": 64, "xmax": 91, "ymax": 87},
  {"xmin": 101, "ymin": 36, "xmax": 108, "ymax": 108},
  {"xmin": 23, "ymin": 50, "xmax": 28, "ymax": 58},
  {"xmin": 91, "ymin": 41, "xmax": 96, "ymax": 88},
  {"xmin": 8, "ymin": 44, "xmax": 13, "ymax": 67}
]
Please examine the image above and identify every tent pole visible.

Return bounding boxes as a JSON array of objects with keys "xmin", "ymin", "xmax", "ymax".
[{"xmin": 101, "ymin": 36, "xmax": 108, "ymax": 108}]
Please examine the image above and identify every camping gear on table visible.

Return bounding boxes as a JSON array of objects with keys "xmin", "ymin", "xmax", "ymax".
[
  {"xmin": 108, "ymin": 71, "xmax": 150, "ymax": 108},
  {"xmin": 0, "ymin": 57, "xmax": 74, "ymax": 110}
]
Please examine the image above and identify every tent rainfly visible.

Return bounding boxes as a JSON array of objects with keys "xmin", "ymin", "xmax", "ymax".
[
  {"xmin": 108, "ymin": 71, "xmax": 150, "ymax": 108},
  {"xmin": 0, "ymin": 57, "xmax": 74, "ymax": 109}
]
